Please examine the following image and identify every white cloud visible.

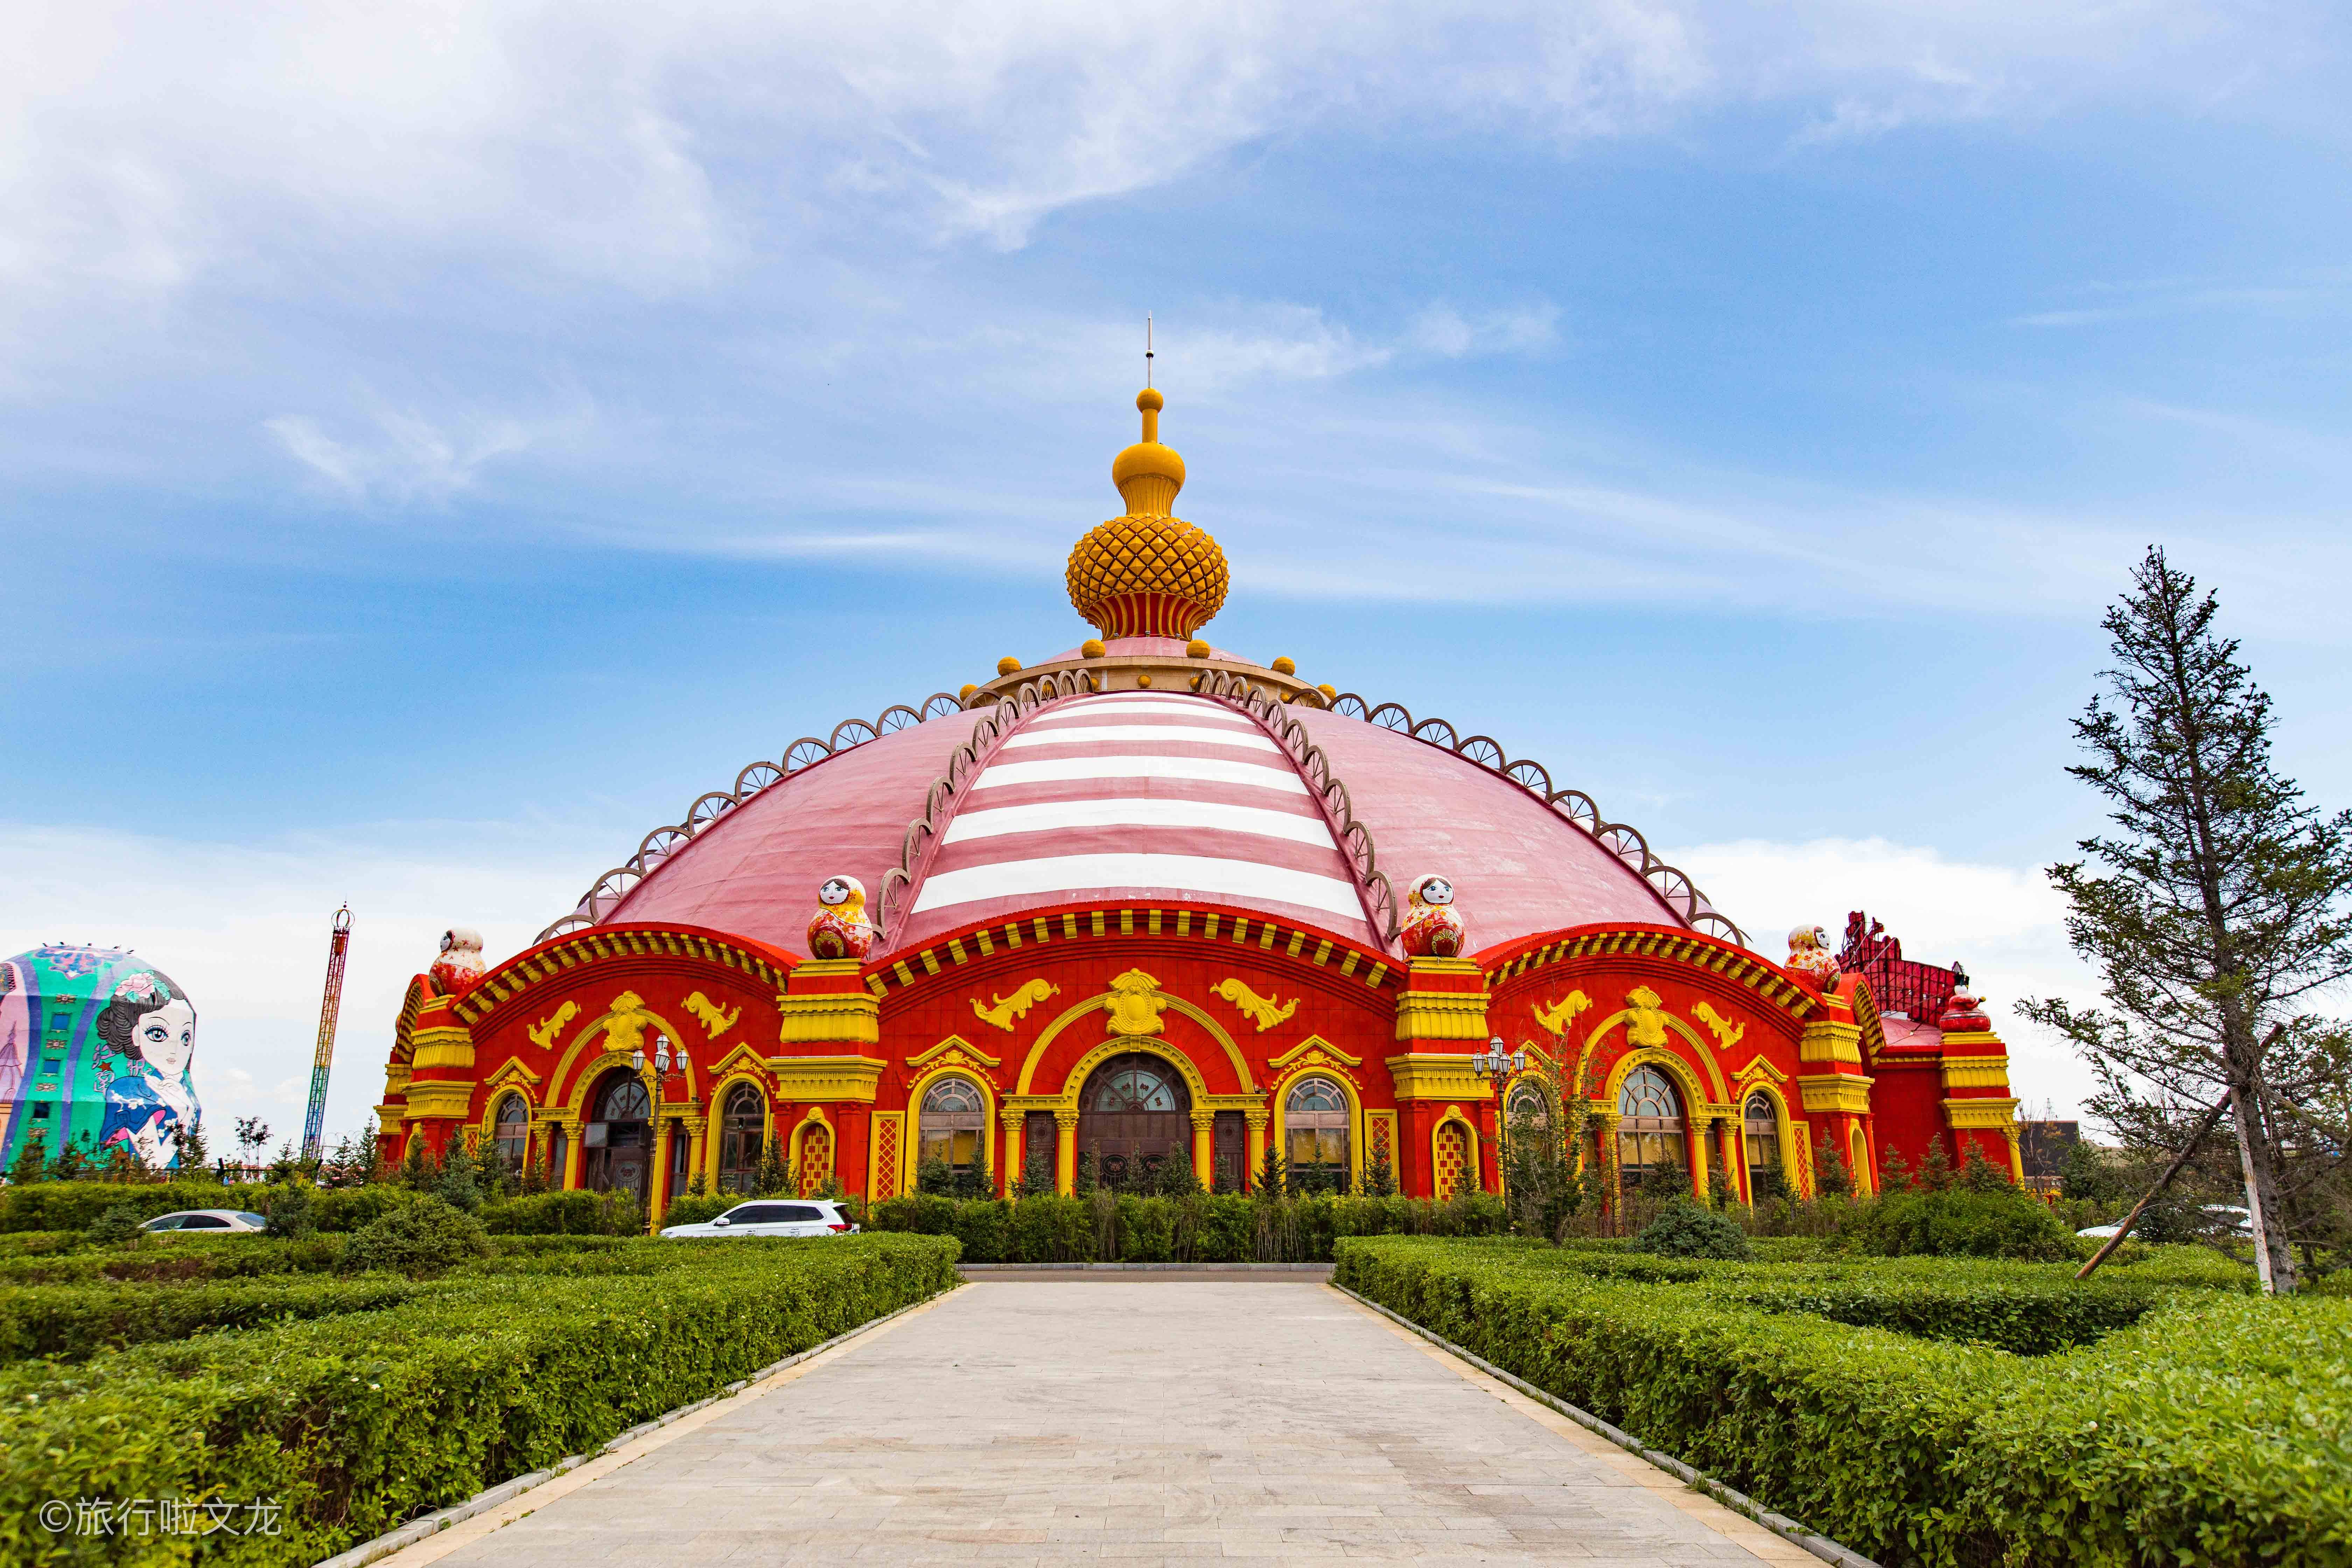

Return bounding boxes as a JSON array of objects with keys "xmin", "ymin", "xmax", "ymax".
[
  {"xmin": 263, "ymin": 393, "xmax": 593, "ymax": 502},
  {"xmin": 1679, "ymin": 835, "xmax": 2102, "ymax": 1121},
  {"xmin": 0, "ymin": 823, "xmax": 596, "ymax": 1157}
]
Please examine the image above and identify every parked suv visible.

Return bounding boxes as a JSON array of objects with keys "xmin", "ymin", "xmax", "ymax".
[{"xmin": 659, "ymin": 1199, "xmax": 858, "ymax": 1239}]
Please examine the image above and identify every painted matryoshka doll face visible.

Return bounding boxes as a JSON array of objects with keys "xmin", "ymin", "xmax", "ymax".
[
  {"xmin": 1418, "ymin": 877, "xmax": 1454, "ymax": 907},
  {"xmin": 819, "ymin": 878, "xmax": 856, "ymax": 909},
  {"xmin": 135, "ymin": 999, "xmax": 198, "ymax": 1079}
]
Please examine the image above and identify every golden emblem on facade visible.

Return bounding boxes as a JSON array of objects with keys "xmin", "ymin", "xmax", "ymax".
[
  {"xmin": 527, "ymin": 999, "xmax": 579, "ymax": 1051},
  {"xmin": 1212, "ymin": 977, "xmax": 1297, "ymax": 1032},
  {"xmin": 971, "ymin": 978, "xmax": 1060, "ymax": 1032},
  {"xmin": 684, "ymin": 991, "xmax": 741, "ymax": 1040},
  {"xmin": 604, "ymin": 990, "xmax": 654, "ymax": 1057},
  {"xmin": 1692, "ymin": 1001, "xmax": 1744, "ymax": 1052},
  {"xmin": 1624, "ymin": 986, "xmax": 1670, "ymax": 1050},
  {"xmin": 1102, "ymin": 969, "xmax": 1170, "ymax": 1037},
  {"xmin": 1531, "ymin": 990, "xmax": 1591, "ymax": 1036}
]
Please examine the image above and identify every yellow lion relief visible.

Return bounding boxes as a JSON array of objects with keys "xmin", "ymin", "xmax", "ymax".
[
  {"xmin": 1624, "ymin": 986, "xmax": 1671, "ymax": 1050},
  {"xmin": 971, "ymin": 978, "xmax": 1060, "ymax": 1032}
]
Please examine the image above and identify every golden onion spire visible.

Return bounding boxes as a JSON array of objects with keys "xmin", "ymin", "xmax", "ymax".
[{"xmin": 1066, "ymin": 388, "xmax": 1229, "ymax": 639}]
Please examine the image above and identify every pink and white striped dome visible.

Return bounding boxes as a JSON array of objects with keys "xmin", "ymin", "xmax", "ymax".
[{"xmin": 577, "ymin": 684, "xmax": 1737, "ymax": 960}]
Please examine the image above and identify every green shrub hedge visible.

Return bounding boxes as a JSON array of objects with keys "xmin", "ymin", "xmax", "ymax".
[
  {"xmin": 0, "ymin": 1276, "xmax": 426, "ymax": 1362},
  {"xmin": 865, "ymin": 1190, "xmax": 1506, "ymax": 1261},
  {"xmin": 0, "ymin": 1232, "xmax": 960, "ymax": 1567},
  {"xmin": 1334, "ymin": 1237, "xmax": 2350, "ymax": 1567},
  {"xmin": 476, "ymin": 1189, "xmax": 645, "ymax": 1234}
]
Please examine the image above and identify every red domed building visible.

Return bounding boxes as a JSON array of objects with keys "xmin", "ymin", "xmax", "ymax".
[{"xmin": 376, "ymin": 390, "xmax": 2026, "ymax": 1216}]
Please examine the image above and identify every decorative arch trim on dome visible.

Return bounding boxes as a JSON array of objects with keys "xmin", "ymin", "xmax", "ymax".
[
  {"xmin": 859, "ymin": 901, "xmax": 1400, "ymax": 1004},
  {"xmin": 1235, "ymin": 681, "xmax": 1745, "ymax": 947},
  {"xmin": 450, "ymin": 923, "xmax": 797, "ymax": 1031},
  {"xmin": 534, "ymin": 692, "xmax": 969, "ymax": 943},
  {"xmin": 1481, "ymin": 925, "xmax": 1815, "ymax": 1026}
]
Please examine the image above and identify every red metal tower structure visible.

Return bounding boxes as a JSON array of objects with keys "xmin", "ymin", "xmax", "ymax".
[{"xmin": 301, "ymin": 905, "xmax": 353, "ymax": 1161}]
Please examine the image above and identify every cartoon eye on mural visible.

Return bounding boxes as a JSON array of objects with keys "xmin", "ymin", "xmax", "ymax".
[{"xmin": 0, "ymin": 947, "xmax": 203, "ymax": 1174}]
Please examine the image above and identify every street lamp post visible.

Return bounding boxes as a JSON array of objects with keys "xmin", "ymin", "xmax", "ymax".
[
  {"xmin": 629, "ymin": 1033, "xmax": 691, "ymax": 1232},
  {"xmin": 1471, "ymin": 1035, "xmax": 1526, "ymax": 1196}
]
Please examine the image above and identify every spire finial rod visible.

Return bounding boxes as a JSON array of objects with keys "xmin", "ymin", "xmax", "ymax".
[{"xmin": 1145, "ymin": 313, "xmax": 1154, "ymax": 388}]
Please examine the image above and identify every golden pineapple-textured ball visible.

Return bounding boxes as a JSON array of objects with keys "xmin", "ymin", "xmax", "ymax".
[
  {"xmin": 1186, "ymin": 638, "xmax": 1210, "ymax": 659},
  {"xmin": 1271, "ymin": 656, "xmax": 1296, "ymax": 675},
  {"xmin": 996, "ymin": 656, "xmax": 1022, "ymax": 677},
  {"xmin": 1081, "ymin": 638, "xmax": 1106, "ymax": 658}
]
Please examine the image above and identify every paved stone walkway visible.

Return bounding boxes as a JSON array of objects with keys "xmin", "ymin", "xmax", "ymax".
[{"xmin": 416, "ymin": 1283, "xmax": 1809, "ymax": 1566}]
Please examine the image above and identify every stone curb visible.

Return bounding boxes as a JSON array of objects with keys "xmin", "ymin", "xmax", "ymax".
[
  {"xmin": 1331, "ymin": 1283, "xmax": 1881, "ymax": 1568},
  {"xmin": 959, "ymin": 1261, "xmax": 1331, "ymax": 1272},
  {"xmin": 310, "ymin": 1287, "xmax": 953, "ymax": 1568}
]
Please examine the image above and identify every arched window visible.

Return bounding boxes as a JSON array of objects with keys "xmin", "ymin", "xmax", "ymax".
[
  {"xmin": 1284, "ymin": 1077, "xmax": 1350, "ymax": 1190},
  {"xmin": 492, "ymin": 1095, "xmax": 528, "ymax": 1169},
  {"xmin": 1507, "ymin": 1081, "xmax": 1549, "ymax": 1129},
  {"xmin": 1616, "ymin": 1065, "xmax": 1687, "ymax": 1188},
  {"xmin": 1090, "ymin": 1061, "xmax": 1178, "ymax": 1112},
  {"xmin": 719, "ymin": 1083, "xmax": 765, "ymax": 1194},
  {"xmin": 1743, "ymin": 1092, "xmax": 1783, "ymax": 1198},
  {"xmin": 918, "ymin": 1076, "xmax": 987, "ymax": 1177},
  {"xmin": 583, "ymin": 1071, "xmax": 652, "ymax": 1199}
]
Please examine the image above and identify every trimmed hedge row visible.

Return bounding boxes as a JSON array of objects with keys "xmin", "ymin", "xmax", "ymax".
[
  {"xmin": 1334, "ymin": 1237, "xmax": 2351, "ymax": 1567},
  {"xmin": 866, "ymin": 1190, "xmax": 1507, "ymax": 1262},
  {"xmin": 0, "ymin": 1276, "xmax": 426, "ymax": 1363},
  {"xmin": 0, "ymin": 1233, "xmax": 961, "ymax": 1567}
]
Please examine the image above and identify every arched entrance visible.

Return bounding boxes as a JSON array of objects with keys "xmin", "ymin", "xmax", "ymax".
[
  {"xmin": 583, "ymin": 1070, "xmax": 651, "ymax": 1203},
  {"xmin": 1077, "ymin": 1052, "xmax": 1190, "ymax": 1187}
]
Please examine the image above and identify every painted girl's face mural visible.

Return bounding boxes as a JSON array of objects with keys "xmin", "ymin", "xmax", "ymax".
[{"xmin": 131, "ymin": 999, "xmax": 197, "ymax": 1079}]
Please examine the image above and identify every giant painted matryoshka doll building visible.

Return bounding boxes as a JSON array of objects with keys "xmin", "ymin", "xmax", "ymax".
[{"xmin": 375, "ymin": 388, "xmax": 2028, "ymax": 1215}]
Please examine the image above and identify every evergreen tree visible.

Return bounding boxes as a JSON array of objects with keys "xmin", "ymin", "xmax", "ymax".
[
  {"xmin": 754, "ymin": 1135, "xmax": 791, "ymax": 1197},
  {"xmin": 1876, "ymin": 1147, "xmax": 1911, "ymax": 1193},
  {"xmin": 1812, "ymin": 1129, "xmax": 1851, "ymax": 1197},
  {"xmin": 1363, "ymin": 1140, "xmax": 1396, "ymax": 1198},
  {"xmin": 2020, "ymin": 548, "xmax": 2352, "ymax": 1293},
  {"xmin": 9, "ymin": 1131, "xmax": 48, "ymax": 1186},
  {"xmin": 173, "ymin": 1119, "xmax": 210, "ymax": 1174},
  {"xmin": 1253, "ymin": 1141, "xmax": 1286, "ymax": 1199},
  {"xmin": 916, "ymin": 1153, "xmax": 954, "ymax": 1195},
  {"xmin": 1959, "ymin": 1145, "xmax": 2014, "ymax": 1192},
  {"xmin": 434, "ymin": 1133, "xmax": 484, "ymax": 1213},
  {"xmin": 1156, "ymin": 1142, "xmax": 1203, "ymax": 1197},
  {"xmin": 1014, "ymin": 1142, "xmax": 1055, "ymax": 1199},
  {"xmin": 50, "ymin": 1134, "xmax": 91, "ymax": 1182},
  {"xmin": 399, "ymin": 1137, "xmax": 436, "ymax": 1192},
  {"xmin": 1913, "ymin": 1139, "xmax": 1956, "ymax": 1191}
]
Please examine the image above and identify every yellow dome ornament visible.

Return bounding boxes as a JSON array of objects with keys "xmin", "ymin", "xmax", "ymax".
[{"xmin": 1065, "ymin": 388, "xmax": 1230, "ymax": 640}]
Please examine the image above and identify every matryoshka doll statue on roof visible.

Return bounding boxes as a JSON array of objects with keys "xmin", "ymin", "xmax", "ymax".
[
  {"xmin": 430, "ymin": 928, "xmax": 486, "ymax": 998},
  {"xmin": 1784, "ymin": 924, "xmax": 1841, "ymax": 993},
  {"xmin": 807, "ymin": 876, "xmax": 880, "ymax": 960},
  {"xmin": 1399, "ymin": 874, "xmax": 1466, "ymax": 959}
]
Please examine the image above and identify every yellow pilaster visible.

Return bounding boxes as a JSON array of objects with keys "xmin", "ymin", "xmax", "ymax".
[
  {"xmin": 999, "ymin": 1110, "xmax": 1023, "ymax": 1198},
  {"xmin": 1244, "ymin": 1108, "xmax": 1269, "ymax": 1191},
  {"xmin": 1055, "ymin": 1109, "xmax": 1078, "ymax": 1195},
  {"xmin": 1190, "ymin": 1108, "xmax": 1215, "ymax": 1187}
]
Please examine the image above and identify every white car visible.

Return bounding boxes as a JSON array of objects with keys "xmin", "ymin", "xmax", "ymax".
[
  {"xmin": 660, "ymin": 1199, "xmax": 859, "ymax": 1239},
  {"xmin": 139, "ymin": 1209, "xmax": 270, "ymax": 1233}
]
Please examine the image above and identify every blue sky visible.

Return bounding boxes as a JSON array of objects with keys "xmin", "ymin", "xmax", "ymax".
[{"xmin": 5, "ymin": 1, "xmax": 2349, "ymax": 1149}]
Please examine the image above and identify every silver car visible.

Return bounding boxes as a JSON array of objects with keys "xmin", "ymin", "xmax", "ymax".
[
  {"xmin": 659, "ymin": 1199, "xmax": 858, "ymax": 1239},
  {"xmin": 139, "ymin": 1209, "xmax": 270, "ymax": 1233}
]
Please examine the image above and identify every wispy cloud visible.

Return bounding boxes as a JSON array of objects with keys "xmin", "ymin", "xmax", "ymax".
[{"xmin": 263, "ymin": 393, "xmax": 594, "ymax": 503}]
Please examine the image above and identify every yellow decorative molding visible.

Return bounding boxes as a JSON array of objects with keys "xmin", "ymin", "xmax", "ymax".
[
  {"xmin": 528, "ymin": 1000, "xmax": 580, "ymax": 1051},
  {"xmin": 1394, "ymin": 960, "xmax": 1491, "ymax": 1042},
  {"xmin": 1799, "ymin": 1020, "xmax": 1864, "ymax": 1065},
  {"xmin": 1213, "ymin": 977, "xmax": 1298, "ymax": 1032},
  {"xmin": 1271, "ymin": 1035, "xmax": 1362, "ymax": 1071},
  {"xmin": 907, "ymin": 1034, "xmax": 1003, "ymax": 1070},
  {"xmin": 1732, "ymin": 1053, "xmax": 1790, "ymax": 1086},
  {"xmin": 1942, "ymin": 1096, "xmax": 2021, "ymax": 1130},
  {"xmin": 1797, "ymin": 1073, "xmax": 1875, "ymax": 1114},
  {"xmin": 410, "ymin": 1025, "xmax": 475, "ymax": 1072},
  {"xmin": 776, "ymin": 984, "xmax": 880, "ymax": 1046},
  {"xmin": 1531, "ymin": 990, "xmax": 1590, "ymax": 1036},
  {"xmin": 402, "ymin": 1079, "xmax": 479, "ymax": 1118},
  {"xmin": 707, "ymin": 1041, "xmax": 771, "ymax": 1080},
  {"xmin": 971, "ymin": 978, "xmax": 1060, "ymax": 1032},
  {"xmin": 483, "ymin": 1057, "xmax": 542, "ymax": 1092},
  {"xmin": 768, "ymin": 1055, "xmax": 887, "ymax": 1101},
  {"xmin": 1692, "ymin": 1001, "xmax": 1745, "ymax": 1053},
  {"xmin": 1939, "ymin": 1029, "xmax": 2005, "ymax": 1051},
  {"xmin": 1385, "ymin": 1052, "xmax": 1486, "ymax": 1101},
  {"xmin": 1102, "ymin": 968, "xmax": 1171, "ymax": 1036},
  {"xmin": 1940, "ymin": 1056, "xmax": 2015, "ymax": 1091},
  {"xmin": 684, "ymin": 991, "xmax": 741, "ymax": 1040}
]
